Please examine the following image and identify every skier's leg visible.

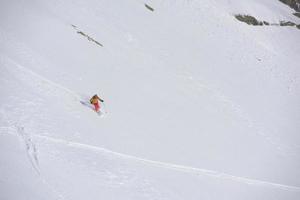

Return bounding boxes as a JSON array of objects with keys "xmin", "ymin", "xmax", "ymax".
[{"xmin": 94, "ymin": 103, "xmax": 100, "ymax": 112}]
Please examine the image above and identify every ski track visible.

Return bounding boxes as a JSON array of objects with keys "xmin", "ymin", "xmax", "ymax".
[
  {"xmin": 1, "ymin": 55, "xmax": 81, "ymax": 101},
  {"xmin": 1, "ymin": 56, "xmax": 109, "ymax": 115},
  {"xmin": 1, "ymin": 126, "xmax": 299, "ymax": 192}
]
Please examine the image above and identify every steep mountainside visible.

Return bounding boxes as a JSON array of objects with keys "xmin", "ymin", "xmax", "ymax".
[{"xmin": 0, "ymin": 0, "xmax": 299, "ymax": 199}]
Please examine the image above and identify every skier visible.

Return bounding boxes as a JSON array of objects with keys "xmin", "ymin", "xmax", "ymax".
[{"xmin": 90, "ymin": 94, "xmax": 104, "ymax": 112}]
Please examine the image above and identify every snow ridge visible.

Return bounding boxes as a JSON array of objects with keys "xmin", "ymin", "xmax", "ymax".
[
  {"xmin": 33, "ymin": 134, "xmax": 300, "ymax": 192},
  {"xmin": 1, "ymin": 127, "xmax": 292, "ymax": 192},
  {"xmin": 2, "ymin": 126, "xmax": 298, "ymax": 192}
]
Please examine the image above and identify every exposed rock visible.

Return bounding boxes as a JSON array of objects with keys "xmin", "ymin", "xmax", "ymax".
[
  {"xmin": 234, "ymin": 15, "xmax": 300, "ymax": 30},
  {"xmin": 279, "ymin": 21, "xmax": 296, "ymax": 26},
  {"xmin": 145, "ymin": 4, "xmax": 154, "ymax": 12},
  {"xmin": 71, "ymin": 25, "xmax": 103, "ymax": 47},
  {"xmin": 235, "ymin": 15, "xmax": 263, "ymax": 25},
  {"xmin": 293, "ymin": 12, "xmax": 300, "ymax": 18},
  {"xmin": 279, "ymin": 0, "xmax": 300, "ymax": 12}
]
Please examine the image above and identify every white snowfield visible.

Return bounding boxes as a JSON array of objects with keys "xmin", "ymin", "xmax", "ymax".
[{"xmin": 0, "ymin": 0, "xmax": 299, "ymax": 199}]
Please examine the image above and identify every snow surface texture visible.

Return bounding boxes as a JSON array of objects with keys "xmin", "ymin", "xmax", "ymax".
[{"xmin": 0, "ymin": 0, "xmax": 299, "ymax": 199}]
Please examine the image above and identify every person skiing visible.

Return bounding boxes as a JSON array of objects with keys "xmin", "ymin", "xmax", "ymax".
[{"xmin": 90, "ymin": 94, "xmax": 104, "ymax": 112}]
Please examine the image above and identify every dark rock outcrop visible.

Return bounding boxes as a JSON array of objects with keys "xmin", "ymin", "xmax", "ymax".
[
  {"xmin": 293, "ymin": 12, "xmax": 300, "ymax": 18},
  {"xmin": 279, "ymin": 0, "xmax": 300, "ymax": 12},
  {"xmin": 234, "ymin": 14, "xmax": 300, "ymax": 30},
  {"xmin": 235, "ymin": 15, "xmax": 263, "ymax": 25}
]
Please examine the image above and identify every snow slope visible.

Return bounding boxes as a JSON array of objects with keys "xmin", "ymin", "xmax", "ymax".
[{"xmin": 0, "ymin": 0, "xmax": 299, "ymax": 199}]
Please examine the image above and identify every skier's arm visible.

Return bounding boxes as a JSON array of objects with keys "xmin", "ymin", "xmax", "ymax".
[{"xmin": 98, "ymin": 97, "xmax": 104, "ymax": 102}]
